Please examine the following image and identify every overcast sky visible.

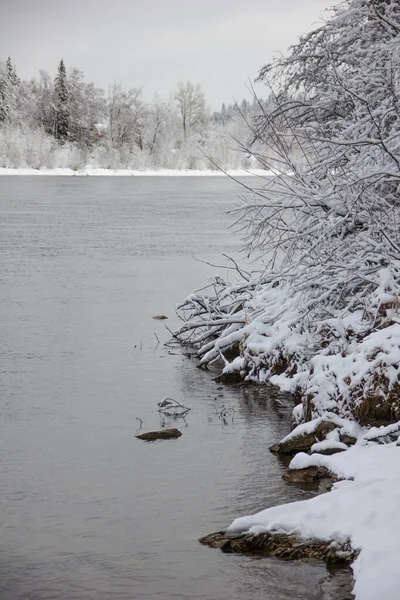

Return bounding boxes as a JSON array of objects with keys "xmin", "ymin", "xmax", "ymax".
[{"xmin": 1, "ymin": 0, "xmax": 337, "ymax": 108}]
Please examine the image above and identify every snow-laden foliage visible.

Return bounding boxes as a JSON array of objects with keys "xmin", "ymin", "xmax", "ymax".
[
  {"xmin": 0, "ymin": 55, "xmax": 268, "ymax": 171},
  {"xmin": 176, "ymin": 0, "xmax": 400, "ymax": 424}
]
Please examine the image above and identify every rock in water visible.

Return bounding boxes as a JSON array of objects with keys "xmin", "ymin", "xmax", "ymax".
[
  {"xmin": 136, "ymin": 428, "xmax": 182, "ymax": 441},
  {"xmin": 283, "ymin": 465, "xmax": 331, "ymax": 483},
  {"xmin": 199, "ymin": 530, "xmax": 355, "ymax": 563},
  {"xmin": 270, "ymin": 420, "xmax": 338, "ymax": 454}
]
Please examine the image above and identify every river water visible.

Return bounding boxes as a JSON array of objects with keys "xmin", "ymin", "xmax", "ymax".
[{"xmin": 0, "ymin": 177, "xmax": 348, "ymax": 600}]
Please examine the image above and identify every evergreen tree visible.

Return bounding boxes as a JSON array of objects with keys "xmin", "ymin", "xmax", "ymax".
[
  {"xmin": 0, "ymin": 61, "xmax": 13, "ymax": 123},
  {"xmin": 6, "ymin": 57, "xmax": 20, "ymax": 86},
  {"xmin": 54, "ymin": 59, "xmax": 69, "ymax": 142},
  {"xmin": 0, "ymin": 76, "xmax": 9, "ymax": 122}
]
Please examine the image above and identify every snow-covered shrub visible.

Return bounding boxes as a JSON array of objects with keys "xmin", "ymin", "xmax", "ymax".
[
  {"xmin": 175, "ymin": 0, "xmax": 400, "ymax": 426},
  {"xmin": 0, "ymin": 124, "xmax": 55, "ymax": 168}
]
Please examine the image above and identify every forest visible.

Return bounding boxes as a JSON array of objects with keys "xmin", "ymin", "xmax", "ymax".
[{"xmin": 0, "ymin": 57, "xmax": 270, "ymax": 171}]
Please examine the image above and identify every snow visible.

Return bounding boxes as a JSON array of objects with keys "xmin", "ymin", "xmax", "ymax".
[
  {"xmin": 227, "ymin": 443, "xmax": 400, "ymax": 600},
  {"xmin": 292, "ymin": 403, "xmax": 304, "ymax": 425},
  {"xmin": 277, "ymin": 414, "xmax": 363, "ymax": 446},
  {"xmin": 310, "ymin": 438, "xmax": 348, "ymax": 454},
  {"xmin": 0, "ymin": 167, "xmax": 274, "ymax": 177},
  {"xmin": 364, "ymin": 421, "xmax": 400, "ymax": 442},
  {"xmin": 182, "ymin": 271, "xmax": 400, "ymax": 420},
  {"xmin": 171, "ymin": 1, "xmax": 400, "ymax": 597},
  {"xmin": 278, "ymin": 416, "xmax": 332, "ymax": 443}
]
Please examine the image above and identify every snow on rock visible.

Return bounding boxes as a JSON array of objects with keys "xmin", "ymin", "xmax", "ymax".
[
  {"xmin": 363, "ymin": 421, "xmax": 400, "ymax": 442},
  {"xmin": 292, "ymin": 403, "xmax": 304, "ymax": 425},
  {"xmin": 278, "ymin": 413, "xmax": 364, "ymax": 446},
  {"xmin": 228, "ymin": 443, "xmax": 400, "ymax": 600},
  {"xmin": 310, "ymin": 438, "xmax": 348, "ymax": 455}
]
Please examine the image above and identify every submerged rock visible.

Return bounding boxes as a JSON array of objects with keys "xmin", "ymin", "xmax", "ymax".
[
  {"xmin": 199, "ymin": 530, "xmax": 355, "ymax": 564},
  {"xmin": 213, "ymin": 371, "xmax": 243, "ymax": 385},
  {"xmin": 136, "ymin": 428, "xmax": 182, "ymax": 441}
]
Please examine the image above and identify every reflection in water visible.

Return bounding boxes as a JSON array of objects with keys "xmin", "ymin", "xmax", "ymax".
[{"xmin": 0, "ymin": 177, "xmax": 349, "ymax": 600}]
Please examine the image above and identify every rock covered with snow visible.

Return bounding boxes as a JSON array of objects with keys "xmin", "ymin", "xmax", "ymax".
[{"xmin": 228, "ymin": 443, "xmax": 400, "ymax": 600}]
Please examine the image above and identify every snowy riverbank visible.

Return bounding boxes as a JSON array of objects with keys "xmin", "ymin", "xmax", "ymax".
[
  {"xmin": 177, "ymin": 269, "xmax": 400, "ymax": 599},
  {"xmin": 0, "ymin": 167, "xmax": 274, "ymax": 177},
  {"xmin": 199, "ymin": 413, "xmax": 400, "ymax": 599},
  {"xmin": 228, "ymin": 431, "xmax": 400, "ymax": 600}
]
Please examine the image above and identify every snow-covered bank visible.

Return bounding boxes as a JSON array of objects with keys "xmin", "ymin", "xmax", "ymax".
[
  {"xmin": 176, "ymin": 266, "xmax": 400, "ymax": 424},
  {"xmin": 0, "ymin": 167, "xmax": 274, "ymax": 177},
  {"xmin": 176, "ymin": 0, "xmax": 400, "ymax": 597},
  {"xmin": 228, "ymin": 439, "xmax": 400, "ymax": 600},
  {"xmin": 177, "ymin": 269, "xmax": 400, "ymax": 599}
]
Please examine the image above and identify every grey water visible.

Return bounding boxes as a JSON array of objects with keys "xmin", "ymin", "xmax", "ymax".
[{"xmin": 0, "ymin": 177, "xmax": 349, "ymax": 600}]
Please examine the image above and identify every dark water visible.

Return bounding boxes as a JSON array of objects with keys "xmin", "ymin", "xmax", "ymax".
[{"xmin": 0, "ymin": 177, "xmax": 348, "ymax": 600}]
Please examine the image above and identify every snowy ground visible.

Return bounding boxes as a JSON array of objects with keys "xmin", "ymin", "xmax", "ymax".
[
  {"xmin": 0, "ymin": 167, "xmax": 274, "ymax": 177},
  {"xmin": 228, "ymin": 430, "xmax": 400, "ymax": 600}
]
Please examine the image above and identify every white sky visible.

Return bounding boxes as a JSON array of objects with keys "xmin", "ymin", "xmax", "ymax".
[{"xmin": 1, "ymin": 0, "xmax": 338, "ymax": 108}]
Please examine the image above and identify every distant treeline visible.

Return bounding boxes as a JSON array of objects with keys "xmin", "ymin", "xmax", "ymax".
[{"xmin": 0, "ymin": 58, "xmax": 275, "ymax": 170}]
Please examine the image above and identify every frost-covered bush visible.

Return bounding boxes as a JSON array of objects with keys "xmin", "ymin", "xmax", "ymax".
[
  {"xmin": 176, "ymin": 0, "xmax": 400, "ymax": 425},
  {"xmin": 0, "ymin": 124, "xmax": 55, "ymax": 168}
]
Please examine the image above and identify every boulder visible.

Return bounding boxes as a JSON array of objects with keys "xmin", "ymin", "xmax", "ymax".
[
  {"xmin": 283, "ymin": 465, "xmax": 332, "ymax": 483},
  {"xmin": 311, "ymin": 446, "xmax": 347, "ymax": 456},
  {"xmin": 136, "ymin": 428, "xmax": 182, "ymax": 441},
  {"xmin": 339, "ymin": 433, "xmax": 357, "ymax": 446},
  {"xmin": 270, "ymin": 420, "xmax": 338, "ymax": 454},
  {"xmin": 199, "ymin": 530, "xmax": 355, "ymax": 564}
]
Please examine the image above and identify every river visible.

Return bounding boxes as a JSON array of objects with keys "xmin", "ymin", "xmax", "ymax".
[{"xmin": 0, "ymin": 176, "xmax": 349, "ymax": 600}]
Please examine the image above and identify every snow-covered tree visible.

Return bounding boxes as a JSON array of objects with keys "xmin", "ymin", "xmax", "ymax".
[
  {"xmin": 32, "ymin": 70, "xmax": 56, "ymax": 134},
  {"xmin": 0, "ymin": 64, "xmax": 11, "ymax": 123},
  {"xmin": 54, "ymin": 59, "xmax": 69, "ymax": 142},
  {"xmin": 174, "ymin": 81, "xmax": 208, "ymax": 139},
  {"xmin": 67, "ymin": 68, "xmax": 105, "ymax": 147},
  {"xmin": 176, "ymin": 0, "xmax": 400, "ymax": 425},
  {"xmin": 6, "ymin": 57, "xmax": 20, "ymax": 87},
  {"xmin": 0, "ymin": 58, "xmax": 19, "ymax": 124},
  {"xmin": 0, "ymin": 57, "xmax": 268, "ymax": 171},
  {"xmin": 107, "ymin": 84, "xmax": 146, "ymax": 151}
]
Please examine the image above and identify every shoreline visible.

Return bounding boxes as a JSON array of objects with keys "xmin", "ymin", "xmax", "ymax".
[
  {"xmin": 199, "ymin": 386, "xmax": 399, "ymax": 600},
  {"xmin": 198, "ymin": 380, "xmax": 357, "ymax": 598},
  {"xmin": 176, "ymin": 264, "xmax": 400, "ymax": 599},
  {"xmin": 0, "ymin": 167, "xmax": 275, "ymax": 177}
]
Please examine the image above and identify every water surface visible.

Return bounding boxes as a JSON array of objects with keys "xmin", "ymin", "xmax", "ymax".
[{"xmin": 0, "ymin": 177, "xmax": 345, "ymax": 599}]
